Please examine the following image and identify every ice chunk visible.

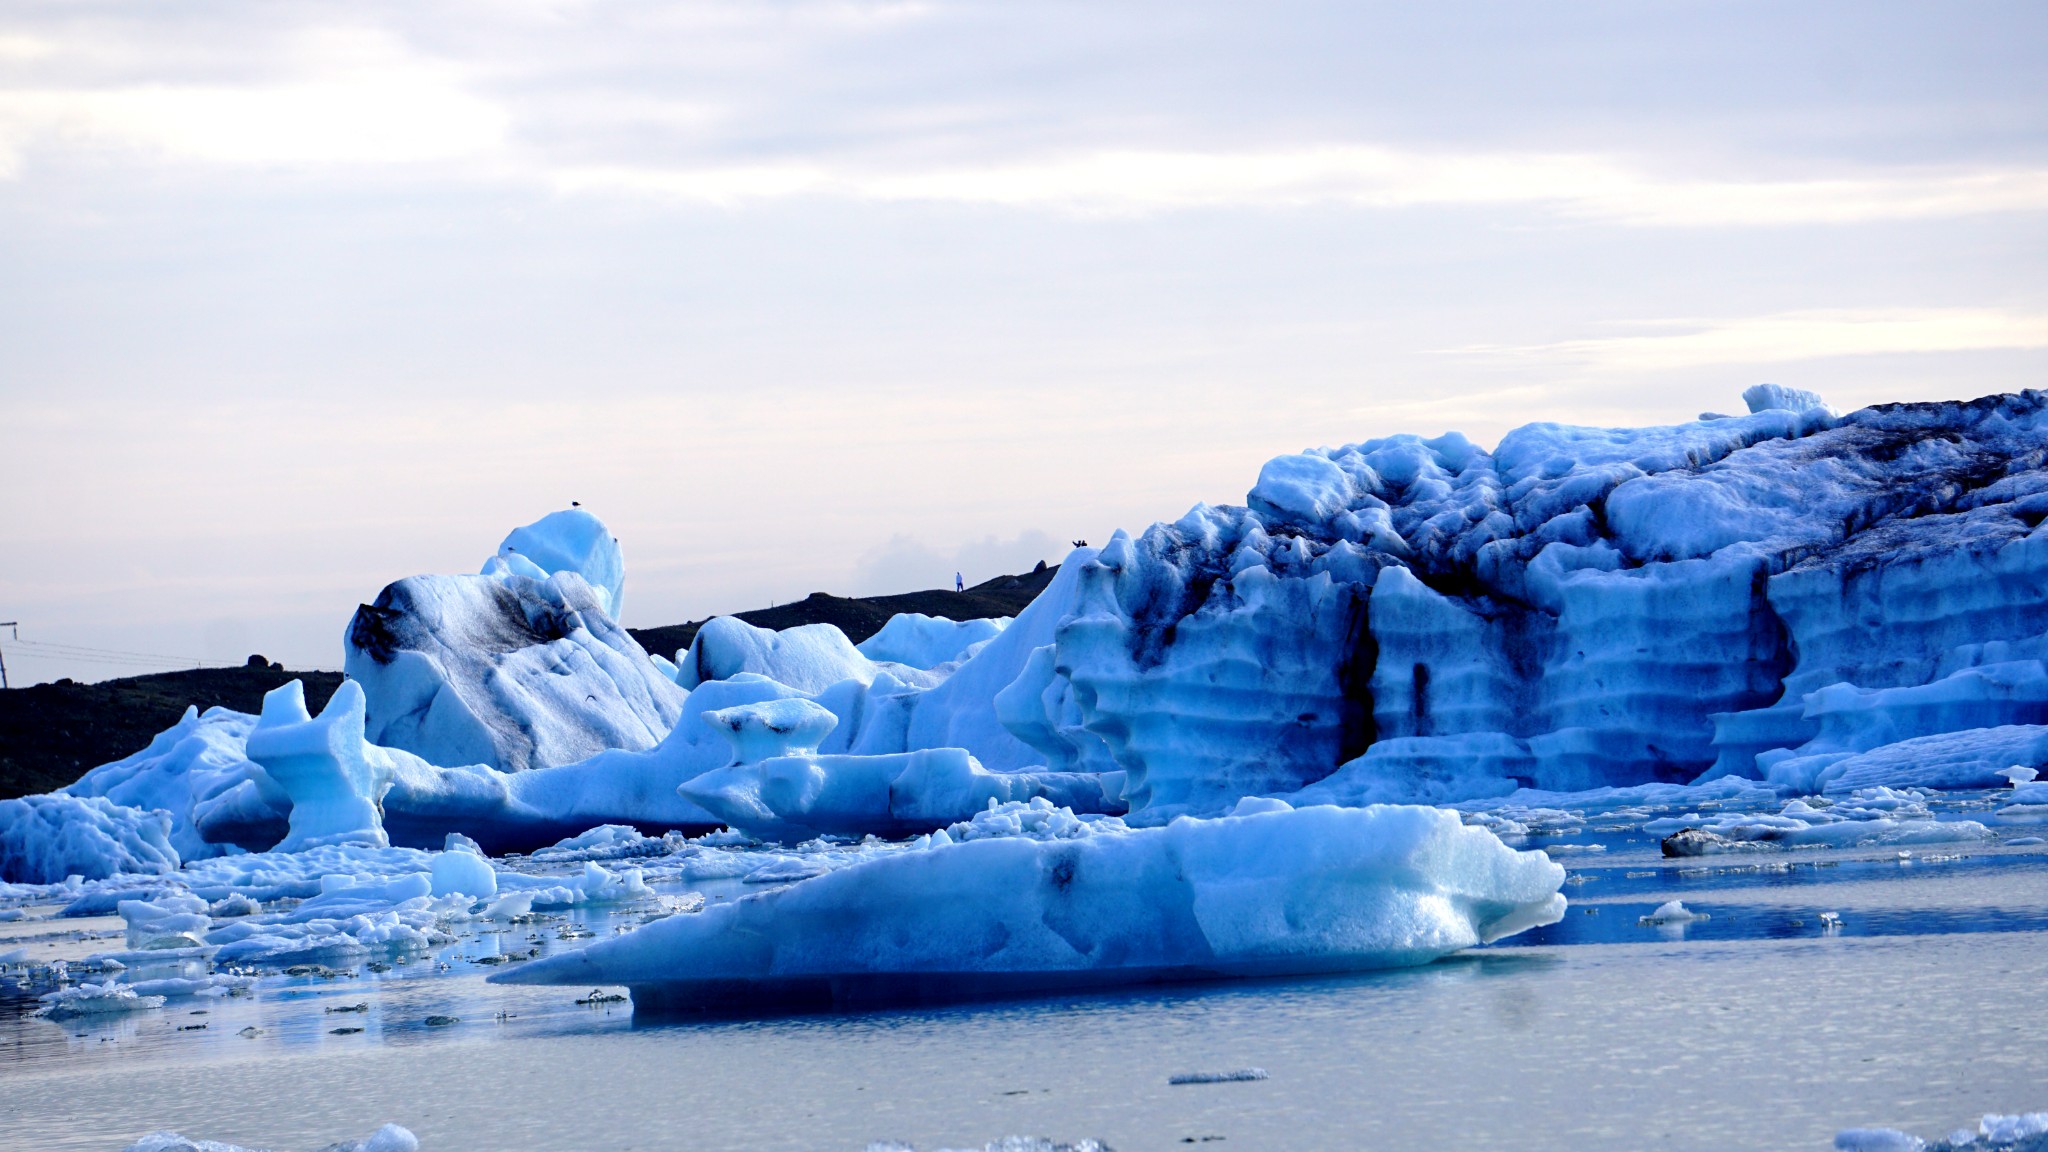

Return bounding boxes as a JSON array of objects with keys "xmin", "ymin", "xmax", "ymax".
[
  {"xmin": 682, "ymin": 746, "xmax": 1121, "ymax": 844},
  {"xmin": 120, "ymin": 893, "xmax": 211, "ymax": 949},
  {"xmin": 494, "ymin": 803, "xmax": 1566, "ymax": 1009},
  {"xmin": 701, "ymin": 698, "xmax": 840, "ymax": 765},
  {"xmin": 529, "ymin": 824, "xmax": 671, "ymax": 862},
  {"xmin": 1638, "ymin": 900, "xmax": 1705, "ymax": 924},
  {"xmin": 485, "ymin": 506, "xmax": 627, "ymax": 618},
  {"xmin": 123, "ymin": 1123, "xmax": 417, "ymax": 1152},
  {"xmin": 1744, "ymin": 383, "xmax": 1838, "ymax": 417},
  {"xmin": 37, "ymin": 981, "xmax": 166, "ymax": 1019},
  {"xmin": 1647, "ymin": 789, "xmax": 1990, "ymax": 851},
  {"xmin": 429, "ymin": 842, "xmax": 498, "ymax": 899},
  {"xmin": 1816, "ymin": 726, "xmax": 2048, "ymax": 794},
  {"xmin": 246, "ymin": 681, "xmax": 395, "ymax": 852},
  {"xmin": 681, "ymin": 618, "xmax": 931, "ymax": 694},
  {"xmin": 857, "ymin": 613, "xmax": 1009, "ymax": 669},
  {"xmin": 1978, "ymin": 1113, "xmax": 2048, "ymax": 1144},
  {"xmin": 1833, "ymin": 1129, "xmax": 1924, "ymax": 1152},
  {"xmin": 0, "ymin": 793, "xmax": 180, "ymax": 884}
]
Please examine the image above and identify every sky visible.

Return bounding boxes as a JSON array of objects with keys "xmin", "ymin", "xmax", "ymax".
[{"xmin": 2, "ymin": 1, "xmax": 2045, "ymax": 684}]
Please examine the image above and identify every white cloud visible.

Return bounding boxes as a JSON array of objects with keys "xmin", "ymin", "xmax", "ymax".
[
  {"xmin": 549, "ymin": 146, "xmax": 2048, "ymax": 226},
  {"xmin": 1450, "ymin": 308, "xmax": 2048, "ymax": 372},
  {"xmin": 0, "ymin": 28, "xmax": 507, "ymax": 168}
]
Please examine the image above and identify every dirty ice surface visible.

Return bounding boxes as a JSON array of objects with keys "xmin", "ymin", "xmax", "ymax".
[{"xmin": 5, "ymin": 787, "xmax": 2048, "ymax": 1152}]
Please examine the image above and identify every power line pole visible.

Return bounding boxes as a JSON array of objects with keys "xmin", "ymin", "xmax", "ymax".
[{"xmin": 0, "ymin": 623, "xmax": 15, "ymax": 690}]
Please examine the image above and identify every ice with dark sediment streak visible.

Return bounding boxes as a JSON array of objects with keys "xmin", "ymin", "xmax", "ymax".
[
  {"xmin": 492, "ymin": 799, "xmax": 1566, "ymax": 1009},
  {"xmin": 345, "ymin": 507, "xmax": 684, "ymax": 774}
]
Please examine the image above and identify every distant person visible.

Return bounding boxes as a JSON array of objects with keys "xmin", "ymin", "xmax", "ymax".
[{"xmin": 955, "ymin": 572, "xmax": 964, "ymax": 592}]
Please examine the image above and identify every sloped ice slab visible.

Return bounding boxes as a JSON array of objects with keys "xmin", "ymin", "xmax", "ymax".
[{"xmin": 492, "ymin": 801, "xmax": 1565, "ymax": 1012}]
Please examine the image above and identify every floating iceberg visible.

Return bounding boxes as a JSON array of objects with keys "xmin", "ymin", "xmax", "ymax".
[{"xmin": 495, "ymin": 801, "xmax": 1566, "ymax": 1010}]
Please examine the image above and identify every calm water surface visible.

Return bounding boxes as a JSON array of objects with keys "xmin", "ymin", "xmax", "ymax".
[{"xmin": 4, "ymin": 832, "xmax": 2044, "ymax": 1151}]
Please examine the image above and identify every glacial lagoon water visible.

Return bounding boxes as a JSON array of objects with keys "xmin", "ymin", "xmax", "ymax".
[{"xmin": 5, "ymin": 795, "xmax": 2046, "ymax": 1152}]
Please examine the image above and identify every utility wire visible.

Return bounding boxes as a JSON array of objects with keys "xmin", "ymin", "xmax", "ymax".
[{"xmin": 7, "ymin": 638, "xmax": 210, "ymax": 664}]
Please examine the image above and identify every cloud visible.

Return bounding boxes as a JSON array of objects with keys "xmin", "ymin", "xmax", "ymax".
[
  {"xmin": 0, "ymin": 27, "xmax": 507, "ymax": 169},
  {"xmin": 1446, "ymin": 308, "xmax": 2048, "ymax": 372},
  {"xmin": 3, "ymin": 11, "xmax": 2044, "ymax": 226},
  {"xmin": 552, "ymin": 149, "xmax": 2048, "ymax": 225}
]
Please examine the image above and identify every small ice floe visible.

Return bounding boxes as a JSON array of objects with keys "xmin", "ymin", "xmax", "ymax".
[
  {"xmin": 866, "ymin": 1140, "xmax": 1107, "ymax": 1152},
  {"xmin": 860, "ymin": 1131, "xmax": 1105, "ymax": 1139},
  {"xmin": 1977, "ymin": 1112, "xmax": 2048, "ymax": 1143},
  {"xmin": 743, "ymin": 855, "xmax": 833, "ymax": 884},
  {"xmin": 1638, "ymin": 900, "xmax": 1707, "ymax": 926},
  {"xmin": 123, "ymin": 1121, "xmax": 418, "ymax": 1152},
  {"xmin": 1999, "ymin": 765, "xmax": 2041, "ymax": 787},
  {"xmin": 1169, "ymin": 1068, "xmax": 1269, "ymax": 1085},
  {"xmin": 2007, "ymin": 837, "xmax": 2046, "ymax": 847},
  {"xmin": 1835, "ymin": 1109, "xmax": 2048, "ymax": 1152},
  {"xmin": 1540, "ymin": 843, "xmax": 1606, "ymax": 856},
  {"xmin": 1833, "ymin": 1128, "xmax": 1924, "ymax": 1151},
  {"xmin": 1651, "ymin": 788, "xmax": 1990, "ymax": 854},
  {"xmin": 207, "ymin": 893, "xmax": 261, "ymax": 918},
  {"xmin": 1819, "ymin": 911, "xmax": 1843, "ymax": 930},
  {"xmin": 36, "ymin": 981, "xmax": 167, "ymax": 1020}
]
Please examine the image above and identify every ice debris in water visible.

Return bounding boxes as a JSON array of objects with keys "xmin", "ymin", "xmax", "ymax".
[
  {"xmin": 872, "ymin": 1131, "xmax": 1114, "ymax": 1139},
  {"xmin": 124, "ymin": 1122, "xmax": 418, "ymax": 1152},
  {"xmin": 1999, "ymin": 765, "xmax": 2041, "ymax": 786},
  {"xmin": 867, "ymin": 1140, "xmax": 1107, "ymax": 1152},
  {"xmin": 530, "ymin": 824, "xmax": 675, "ymax": 862},
  {"xmin": 1652, "ymin": 788, "xmax": 1989, "ymax": 855},
  {"xmin": 1169, "ymin": 1068, "xmax": 1270, "ymax": 1085},
  {"xmin": 1639, "ymin": 900, "xmax": 1706, "ymax": 925},
  {"xmin": 36, "ymin": 980, "xmax": 167, "ymax": 1019},
  {"xmin": 941, "ymin": 797, "xmax": 1127, "ymax": 843},
  {"xmin": 1837, "ymin": 1110, "xmax": 2048, "ymax": 1152}
]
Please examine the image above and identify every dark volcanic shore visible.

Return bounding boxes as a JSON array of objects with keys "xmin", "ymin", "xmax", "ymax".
[{"xmin": 0, "ymin": 566, "xmax": 1058, "ymax": 801}]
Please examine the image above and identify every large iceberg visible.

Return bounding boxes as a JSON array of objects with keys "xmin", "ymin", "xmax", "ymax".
[
  {"xmin": 496, "ymin": 799, "xmax": 1567, "ymax": 1010},
  {"xmin": 1023, "ymin": 389, "xmax": 2048, "ymax": 815}
]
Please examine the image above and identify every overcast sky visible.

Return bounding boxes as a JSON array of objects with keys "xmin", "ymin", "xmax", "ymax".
[{"xmin": 3, "ymin": 1, "xmax": 2045, "ymax": 683}]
